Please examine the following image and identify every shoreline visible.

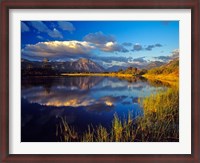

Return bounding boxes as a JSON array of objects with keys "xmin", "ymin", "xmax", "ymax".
[
  {"xmin": 22, "ymin": 73, "xmax": 179, "ymax": 85},
  {"xmin": 61, "ymin": 73, "xmax": 136, "ymax": 77},
  {"xmin": 142, "ymin": 74, "xmax": 179, "ymax": 85}
]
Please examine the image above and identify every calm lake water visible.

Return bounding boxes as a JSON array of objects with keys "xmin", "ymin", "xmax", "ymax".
[{"xmin": 21, "ymin": 76, "xmax": 166, "ymax": 142}]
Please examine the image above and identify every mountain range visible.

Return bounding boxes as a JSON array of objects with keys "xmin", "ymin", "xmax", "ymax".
[
  {"xmin": 21, "ymin": 58, "xmax": 105, "ymax": 73},
  {"xmin": 21, "ymin": 58, "xmax": 168, "ymax": 74}
]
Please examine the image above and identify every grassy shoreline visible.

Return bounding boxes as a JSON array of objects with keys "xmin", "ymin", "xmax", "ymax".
[
  {"xmin": 61, "ymin": 73, "xmax": 135, "ymax": 77},
  {"xmin": 23, "ymin": 73, "xmax": 178, "ymax": 87},
  {"xmin": 62, "ymin": 72, "xmax": 178, "ymax": 85},
  {"xmin": 142, "ymin": 74, "xmax": 179, "ymax": 83}
]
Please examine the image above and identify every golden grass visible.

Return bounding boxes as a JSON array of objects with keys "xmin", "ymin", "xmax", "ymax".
[
  {"xmin": 136, "ymin": 86, "xmax": 179, "ymax": 141},
  {"xmin": 61, "ymin": 73, "xmax": 135, "ymax": 77},
  {"xmin": 143, "ymin": 74, "xmax": 178, "ymax": 83},
  {"xmin": 57, "ymin": 111, "xmax": 136, "ymax": 142}
]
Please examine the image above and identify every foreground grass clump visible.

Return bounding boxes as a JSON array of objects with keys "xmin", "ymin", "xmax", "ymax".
[
  {"xmin": 57, "ymin": 112, "xmax": 136, "ymax": 142},
  {"xmin": 136, "ymin": 86, "xmax": 179, "ymax": 141},
  {"xmin": 57, "ymin": 87, "xmax": 179, "ymax": 142}
]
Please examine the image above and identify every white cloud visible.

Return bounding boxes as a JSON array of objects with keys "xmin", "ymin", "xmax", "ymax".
[
  {"xmin": 22, "ymin": 41, "xmax": 95, "ymax": 60},
  {"xmin": 36, "ymin": 35, "xmax": 44, "ymax": 40},
  {"xmin": 29, "ymin": 21, "xmax": 49, "ymax": 32},
  {"xmin": 128, "ymin": 57, "xmax": 148, "ymax": 66},
  {"xmin": 83, "ymin": 32, "xmax": 128, "ymax": 53},
  {"xmin": 101, "ymin": 42, "xmax": 128, "ymax": 53},
  {"xmin": 58, "ymin": 22, "xmax": 75, "ymax": 33},
  {"xmin": 154, "ymin": 49, "xmax": 179, "ymax": 62},
  {"xmin": 83, "ymin": 31, "xmax": 115, "ymax": 44},
  {"xmin": 133, "ymin": 43, "xmax": 143, "ymax": 51},
  {"xmin": 21, "ymin": 22, "xmax": 30, "ymax": 32},
  {"xmin": 29, "ymin": 21, "xmax": 63, "ymax": 39},
  {"xmin": 48, "ymin": 28, "xmax": 63, "ymax": 39},
  {"xmin": 171, "ymin": 49, "xmax": 179, "ymax": 58}
]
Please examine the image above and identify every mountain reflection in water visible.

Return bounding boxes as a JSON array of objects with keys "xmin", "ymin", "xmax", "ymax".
[{"xmin": 21, "ymin": 76, "xmax": 166, "ymax": 142}]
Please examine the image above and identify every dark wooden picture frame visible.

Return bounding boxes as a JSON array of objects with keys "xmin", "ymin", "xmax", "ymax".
[{"xmin": 0, "ymin": 0, "xmax": 199, "ymax": 162}]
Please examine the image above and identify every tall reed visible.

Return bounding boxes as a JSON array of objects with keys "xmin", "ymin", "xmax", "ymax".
[{"xmin": 136, "ymin": 85, "xmax": 179, "ymax": 141}]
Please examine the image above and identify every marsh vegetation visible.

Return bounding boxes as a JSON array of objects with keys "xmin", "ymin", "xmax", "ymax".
[{"xmin": 56, "ymin": 83, "xmax": 179, "ymax": 142}]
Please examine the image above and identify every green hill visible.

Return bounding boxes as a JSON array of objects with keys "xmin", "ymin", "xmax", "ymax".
[
  {"xmin": 143, "ymin": 58, "xmax": 179, "ymax": 82},
  {"xmin": 148, "ymin": 58, "xmax": 179, "ymax": 76}
]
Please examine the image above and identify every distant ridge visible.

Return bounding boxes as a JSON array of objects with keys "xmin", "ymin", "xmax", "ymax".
[
  {"xmin": 106, "ymin": 65, "xmax": 127, "ymax": 72},
  {"xmin": 145, "ymin": 61, "xmax": 165, "ymax": 70},
  {"xmin": 21, "ymin": 58, "xmax": 105, "ymax": 74},
  {"xmin": 69, "ymin": 58, "xmax": 105, "ymax": 73}
]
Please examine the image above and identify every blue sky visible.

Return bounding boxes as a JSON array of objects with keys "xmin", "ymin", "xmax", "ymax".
[{"xmin": 21, "ymin": 21, "xmax": 179, "ymax": 68}]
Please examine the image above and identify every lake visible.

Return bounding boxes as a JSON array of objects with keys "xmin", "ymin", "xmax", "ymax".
[{"xmin": 21, "ymin": 76, "xmax": 167, "ymax": 142}]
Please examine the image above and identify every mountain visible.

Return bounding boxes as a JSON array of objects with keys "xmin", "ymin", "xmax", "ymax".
[
  {"xmin": 106, "ymin": 65, "xmax": 127, "ymax": 72},
  {"xmin": 69, "ymin": 58, "xmax": 104, "ymax": 73},
  {"xmin": 145, "ymin": 61, "xmax": 165, "ymax": 70},
  {"xmin": 21, "ymin": 58, "xmax": 105, "ymax": 75},
  {"xmin": 21, "ymin": 58, "xmax": 43, "ymax": 69}
]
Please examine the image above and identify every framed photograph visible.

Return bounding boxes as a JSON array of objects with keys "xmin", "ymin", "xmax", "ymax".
[{"xmin": 1, "ymin": 0, "xmax": 199, "ymax": 162}]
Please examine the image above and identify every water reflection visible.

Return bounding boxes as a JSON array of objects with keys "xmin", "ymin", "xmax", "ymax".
[
  {"xmin": 21, "ymin": 76, "xmax": 166, "ymax": 142},
  {"xmin": 22, "ymin": 76, "xmax": 104, "ymax": 91}
]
